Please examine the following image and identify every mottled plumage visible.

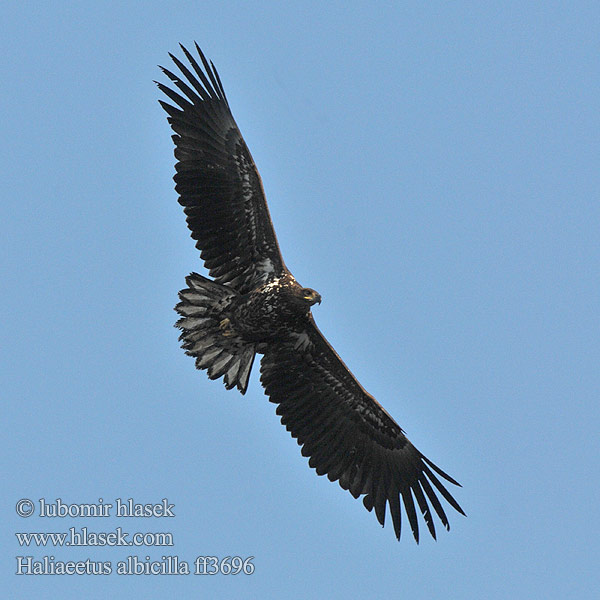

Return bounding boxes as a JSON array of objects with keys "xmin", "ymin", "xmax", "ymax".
[{"xmin": 158, "ymin": 43, "xmax": 465, "ymax": 542}]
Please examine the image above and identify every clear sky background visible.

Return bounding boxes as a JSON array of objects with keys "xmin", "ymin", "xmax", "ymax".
[{"xmin": 2, "ymin": 2, "xmax": 599, "ymax": 598}]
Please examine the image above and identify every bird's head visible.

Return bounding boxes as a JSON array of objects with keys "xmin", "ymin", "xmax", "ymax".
[{"xmin": 301, "ymin": 287, "xmax": 322, "ymax": 307}]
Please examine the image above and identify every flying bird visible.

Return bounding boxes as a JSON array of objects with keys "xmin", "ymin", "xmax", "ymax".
[{"xmin": 157, "ymin": 43, "xmax": 465, "ymax": 542}]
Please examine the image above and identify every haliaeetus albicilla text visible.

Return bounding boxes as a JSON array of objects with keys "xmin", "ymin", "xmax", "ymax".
[{"xmin": 157, "ymin": 44, "xmax": 465, "ymax": 542}]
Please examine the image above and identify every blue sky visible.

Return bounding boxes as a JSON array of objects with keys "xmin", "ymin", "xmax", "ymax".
[{"xmin": 2, "ymin": 1, "xmax": 599, "ymax": 598}]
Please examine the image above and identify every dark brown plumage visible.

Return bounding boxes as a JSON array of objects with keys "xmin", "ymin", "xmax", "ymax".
[{"xmin": 158, "ymin": 43, "xmax": 465, "ymax": 542}]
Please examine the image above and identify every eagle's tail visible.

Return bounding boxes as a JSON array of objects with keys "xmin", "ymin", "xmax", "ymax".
[{"xmin": 175, "ymin": 273, "xmax": 255, "ymax": 394}]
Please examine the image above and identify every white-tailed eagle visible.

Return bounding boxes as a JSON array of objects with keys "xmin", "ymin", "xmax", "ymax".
[{"xmin": 157, "ymin": 44, "xmax": 464, "ymax": 542}]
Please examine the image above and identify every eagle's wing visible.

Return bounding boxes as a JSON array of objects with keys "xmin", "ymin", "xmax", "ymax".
[
  {"xmin": 157, "ymin": 44, "xmax": 286, "ymax": 293},
  {"xmin": 260, "ymin": 316, "xmax": 465, "ymax": 542}
]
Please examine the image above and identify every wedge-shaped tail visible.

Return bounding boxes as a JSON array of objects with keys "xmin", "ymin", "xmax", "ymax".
[{"xmin": 175, "ymin": 273, "xmax": 255, "ymax": 394}]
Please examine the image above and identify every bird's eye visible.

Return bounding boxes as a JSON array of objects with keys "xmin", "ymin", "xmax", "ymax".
[{"xmin": 302, "ymin": 288, "xmax": 313, "ymax": 298}]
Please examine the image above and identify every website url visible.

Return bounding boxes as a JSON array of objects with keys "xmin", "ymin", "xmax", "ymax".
[{"xmin": 15, "ymin": 527, "xmax": 174, "ymax": 547}]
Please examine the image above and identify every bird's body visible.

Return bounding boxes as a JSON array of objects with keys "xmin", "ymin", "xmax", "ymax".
[
  {"xmin": 228, "ymin": 274, "xmax": 321, "ymax": 344},
  {"xmin": 158, "ymin": 43, "xmax": 465, "ymax": 542}
]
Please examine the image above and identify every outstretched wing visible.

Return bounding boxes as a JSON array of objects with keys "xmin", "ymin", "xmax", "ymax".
[
  {"xmin": 157, "ymin": 43, "xmax": 287, "ymax": 293},
  {"xmin": 260, "ymin": 317, "xmax": 465, "ymax": 542}
]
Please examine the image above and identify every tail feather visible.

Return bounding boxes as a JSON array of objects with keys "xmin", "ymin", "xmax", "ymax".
[{"xmin": 175, "ymin": 273, "xmax": 255, "ymax": 394}]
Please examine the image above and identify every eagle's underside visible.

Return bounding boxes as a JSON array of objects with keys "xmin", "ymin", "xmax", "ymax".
[{"xmin": 158, "ymin": 42, "xmax": 464, "ymax": 542}]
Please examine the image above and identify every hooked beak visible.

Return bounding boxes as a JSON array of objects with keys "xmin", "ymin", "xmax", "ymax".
[{"xmin": 304, "ymin": 290, "xmax": 322, "ymax": 306}]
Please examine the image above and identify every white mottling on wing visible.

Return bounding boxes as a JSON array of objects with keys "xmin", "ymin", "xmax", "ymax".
[
  {"xmin": 256, "ymin": 257, "xmax": 276, "ymax": 276},
  {"xmin": 293, "ymin": 332, "xmax": 312, "ymax": 351},
  {"xmin": 262, "ymin": 277, "xmax": 282, "ymax": 290}
]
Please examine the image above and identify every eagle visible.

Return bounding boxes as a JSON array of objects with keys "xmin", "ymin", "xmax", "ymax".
[{"xmin": 157, "ymin": 43, "xmax": 465, "ymax": 542}]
